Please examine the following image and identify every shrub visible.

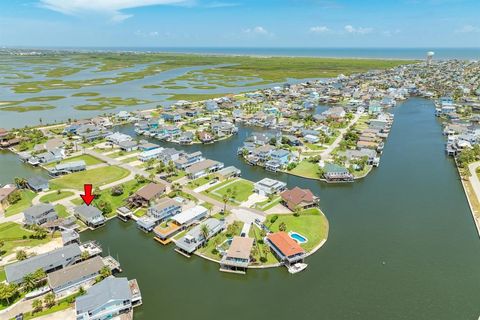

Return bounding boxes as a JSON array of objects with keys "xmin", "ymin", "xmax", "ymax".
[
  {"xmin": 270, "ymin": 215, "xmax": 278, "ymax": 224},
  {"xmin": 260, "ymin": 257, "xmax": 267, "ymax": 263}
]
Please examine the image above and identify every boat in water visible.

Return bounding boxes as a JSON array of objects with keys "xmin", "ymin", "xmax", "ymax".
[{"xmin": 287, "ymin": 263, "xmax": 308, "ymax": 274}]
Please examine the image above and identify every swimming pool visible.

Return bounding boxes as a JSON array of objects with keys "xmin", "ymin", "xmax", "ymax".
[{"xmin": 289, "ymin": 232, "xmax": 308, "ymax": 244}]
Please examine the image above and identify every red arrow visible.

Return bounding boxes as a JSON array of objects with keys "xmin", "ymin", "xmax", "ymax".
[{"xmin": 80, "ymin": 184, "xmax": 95, "ymax": 206}]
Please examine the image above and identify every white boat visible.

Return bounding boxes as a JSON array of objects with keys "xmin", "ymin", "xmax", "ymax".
[
  {"xmin": 25, "ymin": 286, "xmax": 51, "ymax": 299},
  {"xmin": 287, "ymin": 263, "xmax": 308, "ymax": 274}
]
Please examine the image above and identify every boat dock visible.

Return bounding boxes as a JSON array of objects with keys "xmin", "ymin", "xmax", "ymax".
[{"xmin": 103, "ymin": 255, "xmax": 122, "ymax": 273}]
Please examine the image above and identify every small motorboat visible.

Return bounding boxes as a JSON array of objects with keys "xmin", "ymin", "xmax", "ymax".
[{"xmin": 287, "ymin": 263, "xmax": 308, "ymax": 274}]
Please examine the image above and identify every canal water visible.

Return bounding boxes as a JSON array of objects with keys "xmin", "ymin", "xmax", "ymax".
[
  {"xmin": 0, "ymin": 149, "xmax": 49, "ymax": 185},
  {"xmin": 77, "ymin": 97, "xmax": 480, "ymax": 320},
  {"xmin": 0, "ymin": 97, "xmax": 478, "ymax": 318}
]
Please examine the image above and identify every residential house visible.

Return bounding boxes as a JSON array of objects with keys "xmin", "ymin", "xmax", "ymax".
[
  {"xmin": 172, "ymin": 205, "xmax": 208, "ymax": 227},
  {"xmin": 5, "ymin": 244, "xmax": 82, "ymax": 284},
  {"xmin": 253, "ymin": 178, "xmax": 287, "ymax": 196},
  {"xmin": 198, "ymin": 131, "xmax": 214, "ymax": 144},
  {"xmin": 0, "ymin": 185, "xmax": 17, "ymax": 213},
  {"xmin": 266, "ymin": 232, "xmax": 305, "ymax": 265},
  {"xmin": 128, "ymin": 183, "xmax": 166, "ymax": 207},
  {"xmin": 23, "ymin": 204, "xmax": 58, "ymax": 226},
  {"xmin": 174, "ymin": 151, "xmax": 204, "ymax": 169},
  {"xmin": 106, "ymin": 132, "xmax": 132, "ymax": 145},
  {"xmin": 215, "ymin": 166, "xmax": 241, "ymax": 180},
  {"xmin": 270, "ymin": 149, "xmax": 290, "ymax": 166},
  {"xmin": 48, "ymin": 256, "xmax": 104, "ymax": 294},
  {"xmin": 280, "ymin": 187, "xmax": 319, "ymax": 211},
  {"xmin": 158, "ymin": 148, "xmax": 183, "ymax": 164},
  {"xmin": 162, "ymin": 112, "xmax": 182, "ymax": 122},
  {"xmin": 205, "ymin": 100, "xmax": 219, "ymax": 112},
  {"xmin": 138, "ymin": 147, "xmax": 164, "ymax": 162},
  {"xmin": 185, "ymin": 159, "xmax": 224, "ymax": 179},
  {"xmin": 49, "ymin": 161, "xmax": 86, "ymax": 176},
  {"xmin": 75, "ymin": 277, "xmax": 140, "ymax": 320},
  {"xmin": 148, "ymin": 198, "xmax": 182, "ymax": 221},
  {"xmin": 220, "ymin": 236, "xmax": 254, "ymax": 274},
  {"xmin": 175, "ymin": 218, "xmax": 225, "ymax": 255},
  {"xmin": 27, "ymin": 176, "xmax": 49, "ymax": 192},
  {"xmin": 74, "ymin": 205, "xmax": 106, "ymax": 228},
  {"xmin": 118, "ymin": 140, "xmax": 138, "ymax": 152},
  {"xmin": 323, "ymin": 163, "xmax": 354, "ymax": 183}
]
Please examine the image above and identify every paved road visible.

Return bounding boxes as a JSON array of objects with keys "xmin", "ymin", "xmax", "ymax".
[{"xmin": 320, "ymin": 112, "xmax": 362, "ymax": 160}]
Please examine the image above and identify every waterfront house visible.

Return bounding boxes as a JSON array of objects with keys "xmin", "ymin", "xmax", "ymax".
[
  {"xmin": 61, "ymin": 229, "xmax": 80, "ymax": 246},
  {"xmin": 158, "ymin": 148, "xmax": 183, "ymax": 164},
  {"xmin": 0, "ymin": 128, "xmax": 9, "ymax": 141},
  {"xmin": 5, "ymin": 244, "xmax": 82, "ymax": 284},
  {"xmin": 174, "ymin": 151, "xmax": 204, "ymax": 169},
  {"xmin": 29, "ymin": 148, "xmax": 64, "ymax": 165},
  {"xmin": 253, "ymin": 178, "xmax": 287, "ymax": 196},
  {"xmin": 220, "ymin": 236, "xmax": 254, "ymax": 274},
  {"xmin": 270, "ymin": 149, "xmax": 290, "ymax": 165},
  {"xmin": 27, "ymin": 176, "xmax": 49, "ymax": 192},
  {"xmin": 266, "ymin": 232, "xmax": 305, "ymax": 265},
  {"xmin": 48, "ymin": 256, "xmax": 104, "ymax": 294},
  {"xmin": 0, "ymin": 185, "xmax": 17, "ymax": 213},
  {"xmin": 106, "ymin": 132, "xmax": 132, "ymax": 145},
  {"xmin": 138, "ymin": 142, "xmax": 159, "ymax": 151},
  {"xmin": 136, "ymin": 215, "xmax": 159, "ymax": 232},
  {"xmin": 280, "ymin": 187, "xmax": 319, "ymax": 211},
  {"xmin": 128, "ymin": 183, "xmax": 166, "ymax": 207},
  {"xmin": 75, "ymin": 277, "xmax": 139, "ymax": 320},
  {"xmin": 172, "ymin": 205, "xmax": 208, "ymax": 227},
  {"xmin": 74, "ymin": 205, "xmax": 106, "ymax": 229},
  {"xmin": 174, "ymin": 218, "xmax": 225, "ymax": 255},
  {"xmin": 138, "ymin": 147, "xmax": 164, "ymax": 162},
  {"xmin": 211, "ymin": 122, "xmax": 238, "ymax": 136},
  {"xmin": 323, "ymin": 163, "xmax": 354, "ymax": 183},
  {"xmin": 215, "ymin": 166, "xmax": 241, "ymax": 180},
  {"xmin": 49, "ymin": 161, "xmax": 87, "ymax": 176},
  {"xmin": 24, "ymin": 204, "xmax": 58, "ymax": 226},
  {"xmin": 148, "ymin": 198, "xmax": 182, "ymax": 221},
  {"xmin": 116, "ymin": 111, "xmax": 131, "ymax": 121},
  {"xmin": 118, "ymin": 140, "xmax": 138, "ymax": 152},
  {"xmin": 185, "ymin": 159, "xmax": 224, "ymax": 179},
  {"xmin": 178, "ymin": 131, "xmax": 194, "ymax": 144},
  {"xmin": 198, "ymin": 131, "xmax": 214, "ymax": 143},
  {"xmin": 253, "ymin": 145, "xmax": 274, "ymax": 162}
]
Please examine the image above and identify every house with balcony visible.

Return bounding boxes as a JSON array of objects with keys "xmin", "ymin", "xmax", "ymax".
[
  {"xmin": 74, "ymin": 205, "xmax": 106, "ymax": 229},
  {"xmin": 138, "ymin": 147, "xmax": 164, "ymax": 162},
  {"xmin": 174, "ymin": 218, "xmax": 225, "ymax": 256},
  {"xmin": 280, "ymin": 187, "xmax": 319, "ymax": 211},
  {"xmin": 220, "ymin": 236, "xmax": 254, "ymax": 274},
  {"xmin": 253, "ymin": 178, "xmax": 287, "ymax": 196},
  {"xmin": 185, "ymin": 159, "xmax": 224, "ymax": 179},
  {"xmin": 266, "ymin": 232, "xmax": 305, "ymax": 265},
  {"xmin": 174, "ymin": 151, "xmax": 204, "ymax": 169},
  {"xmin": 24, "ymin": 204, "xmax": 58, "ymax": 226},
  {"xmin": 147, "ymin": 198, "xmax": 182, "ymax": 221}
]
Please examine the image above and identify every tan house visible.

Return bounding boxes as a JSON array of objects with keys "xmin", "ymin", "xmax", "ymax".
[
  {"xmin": 128, "ymin": 183, "xmax": 166, "ymax": 207},
  {"xmin": 280, "ymin": 187, "xmax": 319, "ymax": 211},
  {"xmin": 0, "ymin": 185, "xmax": 17, "ymax": 213}
]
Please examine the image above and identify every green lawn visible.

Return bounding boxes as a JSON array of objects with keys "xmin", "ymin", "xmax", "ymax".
[
  {"xmin": 39, "ymin": 190, "xmax": 75, "ymax": 203},
  {"xmin": 49, "ymin": 166, "xmax": 130, "ymax": 190},
  {"xmin": 205, "ymin": 179, "xmax": 254, "ymax": 204},
  {"xmin": 107, "ymin": 150, "xmax": 139, "ymax": 158},
  {"xmin": 254, "ymin": 196, "xmax": 282, "ymax": 211},
  {"xmin": 248, "ymin": 225, "xmax": 280, "ymax": 265},
  {"xmin": 4, "ymin": 190, "xmax": 36, "ymax": 217},
  {"xmin": 305, "ymin": 143, "xmax": 325, "ymax": 151},
  {"xmin": 169, "ymin": 170, "xmax": 187, "ymax": 181},
  {"xmin": 266, "ymin": 208, "xmax": 329, "ymax": 252},
  {"xmin": 93, "ymin": 180, "xmax": 147, "ymax": 215},
  {"xmin": 0, "ymin": 222, "xmax": 57, "ymax": 257},
  {"xmin": 288, "ymin": 160, "xmax": 319, "ymax": 179},
  {"xmin": 54, "ymin": 204, "xmax": 70, "ymax": 218},
  {"xmin": 134, "ymin": 208, "xmax": 147, "ymax": 218},
  {"xmin": 186, "ymin": 175, "xmax": 217, "ymax": 189},
  {"xmin": 0, "ymin": 267, "xmax": 5, "ymax": 282},
  {"xmin": 44, "ymin": 154, "xmax": 104, "ymax": 168},
  {"xmin": 197, "ymin": 221, "xmax": 244, "ymax": 261}
]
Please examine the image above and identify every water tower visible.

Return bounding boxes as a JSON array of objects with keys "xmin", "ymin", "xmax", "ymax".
[{"xmin": 426, "ymin": 51, "xmax": 435, "ymax": 66}]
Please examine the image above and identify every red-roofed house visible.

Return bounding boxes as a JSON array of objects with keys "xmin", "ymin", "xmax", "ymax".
[
  {"xmin": 266, "ymin": 232, "xmax": 305, "ymax": 265},
  {"xmin": 280, "ymin": 187, "xmax": 319, "ymax": 211}
]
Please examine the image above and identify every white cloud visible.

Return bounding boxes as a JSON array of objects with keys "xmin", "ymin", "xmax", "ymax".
[
  {"xmin": 243, "ymin": 26, "xmax": 271, "ymax": 36},
  {"xmin": 39, "ymin": 0, "xmax": 187, "ymax": 22},
  {"xmin": 456, "ymin": 25, "xmax": 480, "ymax": 33},
  {"xmin": 309, "ymin": 26, "xmax": 330, "ymax": 33},
  {"xmin": 344, "ymin": 25, "xmax": 373, "ymax": 34}
]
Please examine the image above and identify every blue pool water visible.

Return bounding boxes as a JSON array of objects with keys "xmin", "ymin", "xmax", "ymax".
[{"xmin": 289, "ymin": 232, "xmax": 308, "ymax": 244}]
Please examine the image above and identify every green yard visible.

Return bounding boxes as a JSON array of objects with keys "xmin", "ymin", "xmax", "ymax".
[
  {"xmin": 197, "ymin": 221, "xmax": 244, "ymax": 261},
  {"xmin": 186, "ymin": 175, "xmax": 217, "ymax": 189},
  {"xmin": 39, "ymin": 190, "xmax": 75, "ymax": 203},
  {"xmin": 54, "ymin": 204, "xmax": 70, "ymax": 218},
  {"xmin": 0, "ymin": 222, "xmax": 57, "ymax": 257},
  {"xmin": 107, "ymin": 150, "xmax": 139, "ymax": 158},
  {"xmin": 4, "ymin": 190, "xmax": 36, "ymax": 217},
  {"xmin": 266, "ymin": 208, "xmax": 329, "ymax": 252},
  {"xmin": 205, "ymin": 179, "xmax": 254, "ymax": 204},
  {"xmin": 49, "ymin": 166, "xmax": 130, "ymax": 190},
  {"xmin": 248, "ymin": 225, "xmax": 280, "ymax": 265},
  {"xmin": 254, "ymin": 196, "xmax": 282, "ymax": 211},
  {"xmin": 93, "ymin": 179, "xmax": 147, "ymax": 215},
  {"xmin": 288, "ymin": 160, "xmax": 320, "ymax": 179},
  {"xmin": 44, "ymin": 154, "xmax": 104, "ymax": 168}
]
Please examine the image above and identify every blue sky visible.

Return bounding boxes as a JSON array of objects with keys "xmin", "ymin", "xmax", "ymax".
[{"xmin": 0, "ymin": 0, "xmax": 479, "ymax": 47}]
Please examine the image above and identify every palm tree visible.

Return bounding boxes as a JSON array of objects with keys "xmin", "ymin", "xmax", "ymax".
[
  {"xmin": 279, "ymin": 222, "xmax": 287, "ymax": 232},
  {"xmin": 23, "ymin": 273, "xmax": 37, "ymax": 291},
  {"xmin": 100, "ymin": 266, "xmax": 112, "ymax": 279},
  {"xmin": 44, "ymin": 293, "xmax": 55, "ymax": 308},
  {"xmin": 13, "ymin": 177, "xmax": 27, "ymax": 189},
  {"xmin": 32, "ymin": 298, "xmax": 43, "ymax": 313},
  {"xmin": 0, "ymin": 283, "xmax": 17, "ymax": 305},
  {"xmin": 200, "ymin": 224, "xmax": 210, "ymax": 245},
  {"xmin": 16, "ymin": 250, "xmax": 27, "ymax": 261}
]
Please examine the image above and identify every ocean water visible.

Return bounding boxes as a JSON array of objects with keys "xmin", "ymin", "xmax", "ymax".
[{"xmin": 50, "ymin": 47, "xmax": 480, "ymax": 60}]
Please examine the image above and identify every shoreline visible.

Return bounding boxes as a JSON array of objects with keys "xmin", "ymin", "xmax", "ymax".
[{"xmin": 456, "ymin": 159, "xmax": 480, "ymax": 237}]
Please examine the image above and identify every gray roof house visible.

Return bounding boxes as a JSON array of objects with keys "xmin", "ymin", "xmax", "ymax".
[
  {"xmin": 74, "ymin": 205, "xmax": 106, "ymax": 228},
  {"xmin": 5, "ymin": 244, "xmax": 82, "ymax": 284},
  {"xmin": 75, "ymin": 277, "xmax": 134, "ymax": 320},
  {"xmin": 23, "ymin": 203, "xmax": 58, "ymax": 226},
  {"xmin": 48, "ymin": 256, "xmax": 104, "ymax": 294},
  {"xmin": 175, "ymin": 218, "xmax": 225, "ymax": 255},
  {"xmin": 27, "ymin": 176, "xmax": 50, "ymax": 192}
]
